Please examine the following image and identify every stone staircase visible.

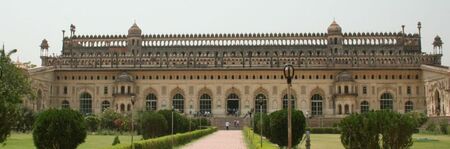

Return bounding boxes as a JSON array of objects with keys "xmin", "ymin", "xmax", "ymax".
[{"xmin": 210, "ymin": 117, "xmax": 250, "ymax": 130}]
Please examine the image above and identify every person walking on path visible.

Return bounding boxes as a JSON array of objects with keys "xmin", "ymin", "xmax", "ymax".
[
  {"xmin": 225, "ymin": 121, "xmax": 230, "ymax": 130},
  {"xmin": 236, "ymin": 120, "xmax": 240, "ymax": 128}
]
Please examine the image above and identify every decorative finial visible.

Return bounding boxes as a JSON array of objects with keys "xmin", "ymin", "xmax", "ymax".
[
  {"xmin": 401, "ymin": 25, "xmax": 405, "ymax": 35},
  {"xmin": 70, "ymin": 24, "xmax": 76, "ymax": 37}
]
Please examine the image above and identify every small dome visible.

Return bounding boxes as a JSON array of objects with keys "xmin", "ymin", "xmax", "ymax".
[
  {"xmin": 336, "ymin": 71, "xmax": 353, "ymax": 82},
  {"xmin": 433, "ymin": 35, "xmax": 443, "ymax": 48},
  {"xmin": 116, "ymin": 72, "xmax": 133, "ymax": 82},
  {"xmin": 128, "ymin": 23, "xmax": 142, "ymax": 36},
  {"xmin": 327, "ymin": 20, "xmax": 342, "ymax": 35}
]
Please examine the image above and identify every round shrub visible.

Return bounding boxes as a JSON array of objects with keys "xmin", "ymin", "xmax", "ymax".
[
  {"xmin": 85, "ymin": 115, "xmax": 100, "ymax": 132},
  {"xmin": 138, "ymin": 111, "xmax": 168, "ymax": 139},
  {"xmin": 339, "ymin": 110, "xmax": 424, "ymax": 149},
  {"xmin": 158, "ymin": 110, "xmax": 189, "ymax": 134},
  {"xmin": 99, "ymin": 108, "xmax": 123, "ymax": 130},
  {"xmin": 253, "ymin": 112, "xmax": 271, "ymax": 138},
  {"xmin": 269, "ymin": 109, "xmax": 306, "ymax": 147},
  {"xmin": 33, "ymin": 108, "xmax": 87, "ymax": 149}
]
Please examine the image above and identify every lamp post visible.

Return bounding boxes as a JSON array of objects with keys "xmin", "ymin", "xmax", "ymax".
[
  {"xmin": 130, "ymin": 95, "xmax": 136, "ymax": 149},
  {"xmin": 189, "ymin": 107, "xmax": 192, "ymax": 131},
  {"xmin": 283, "ymin": 64, "xmax": 294, "ymax": 149},
  {"xmin": 171, "ymin": 106, "xmax": 175, "ymax": 148},
  {"xmin": 257, "ymin": 96, "xmax": 264, "ymax": 148}
]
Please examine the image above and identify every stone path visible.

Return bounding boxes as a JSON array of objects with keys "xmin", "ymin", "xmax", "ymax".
[{"xmin": 181, "ymin": 130, "xmax": 247, "ymax": 149}]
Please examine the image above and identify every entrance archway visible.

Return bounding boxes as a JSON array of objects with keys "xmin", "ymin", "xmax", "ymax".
[{"xmin": 227, "ymin": 93, "xmax": 239, "ymax": 116}]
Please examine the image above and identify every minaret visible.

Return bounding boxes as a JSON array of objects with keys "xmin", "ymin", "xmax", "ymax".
[
  {"xmin": 127, "ymin": 22, "xmax": 143, "ymax": 67},
  {"xmin": 417, "ymin": 22, "xmax": 422, "ymax": 51},
  {"xmin": 327, "ymin": 20, "xmax": 343, "ymax": 54},
  {"xmin": 433, "ymin": 35, "xmax": 443, "ymax": 54},
  {"xmin": 40, "ymin": 39, "xmax": 49, "ymax": 57}
]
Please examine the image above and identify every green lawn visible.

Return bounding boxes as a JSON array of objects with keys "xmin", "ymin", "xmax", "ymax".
[
  {"xmin": 0, "ymin": 133, "xmax": 141, "ymax": 149},
  {"xmin": 307, "ymin": 134, "xmax": 450, "ymax": 149}
]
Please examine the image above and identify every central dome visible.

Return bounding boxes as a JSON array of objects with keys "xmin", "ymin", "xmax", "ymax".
[
  {"xmin": 128, "ymin": 23, "xmax": 142, "ymax": 36},
  {"xmin": 327, "ymin": 20, "xmax": 342, "ymax": 35}
]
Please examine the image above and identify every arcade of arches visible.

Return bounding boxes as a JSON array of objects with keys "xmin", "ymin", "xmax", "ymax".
[{"xmin": 24, "ymin": 66, "xmax": 450, "ymax": 117}]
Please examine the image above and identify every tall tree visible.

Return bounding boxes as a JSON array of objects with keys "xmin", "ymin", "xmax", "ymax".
[{"xmin": 0, "ymin": 47, "xmax": 34, "ymax": 143}]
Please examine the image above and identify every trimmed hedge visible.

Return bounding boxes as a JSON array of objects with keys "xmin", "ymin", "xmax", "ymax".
[
  {"xmin": 109, "ymin": 127, "xmax": 217, "ymax": 149},
  {"xmin": 305, "ymin": 127, "xmax": 340, "ymax": 134},
  {"xmin": 243, "ymin": 127, "xmax": 278, "ymax": 149}
]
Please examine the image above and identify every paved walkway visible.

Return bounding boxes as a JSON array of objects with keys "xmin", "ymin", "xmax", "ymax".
[{"xmin": 181, "ymin": 130, "xmax": 246, "ymax": 149}]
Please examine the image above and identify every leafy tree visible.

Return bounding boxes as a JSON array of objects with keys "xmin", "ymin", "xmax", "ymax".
[
  {"xmin": 339, "ymin": 111, "xmax": 425, "ymax": 149},
  {"xmin": 33, "ymin": 108, "xmax": 87, "ymax": 149},
  {"xmin": 269, "ymin": 109, "xmax": 306, "ymax": 147},
  {"xmin": 85, "ymin": 115, "xmax": 100, "ymax": 132},
  {"xmin": 158, "ymin": 110, "xmax": 189, "ymax": 134},
  {"xmin": 138, "ymin": 111, "xmax": 168, "ymax": 139},
  {"xmin": 0, "ymin": 48, "xmax": 33, "ymax": 143},
  {"xmin": 99, "ymin": 108, "xmax": 123, "ymax": 130},
  {"xmin": 15, "ymin": 106, "xmax": 36, "ymax": 132}
]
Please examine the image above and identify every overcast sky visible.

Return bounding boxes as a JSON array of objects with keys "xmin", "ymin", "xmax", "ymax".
[{"xmin": 1, "ymin": 0, "xmax": 449, "ymax": 66}]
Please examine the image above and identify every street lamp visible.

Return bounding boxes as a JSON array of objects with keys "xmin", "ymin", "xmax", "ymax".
[
  {"xmin": 283, "ymin": 64, "xmax": 294, "ymax": 149},
  {"xmin": 257, "ymin": 96, "xmax": 264, "ymax": 148},
  {"xmin": 130, "ymin": 95, "xmax": 136, "ymax": 149},
  {"xmin": 171, "ymin": 106, "xmax": 175, "ymax": 148}
]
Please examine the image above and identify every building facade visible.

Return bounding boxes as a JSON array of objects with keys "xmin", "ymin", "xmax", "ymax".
[{"xmin": 26, "ymin": 21, "xmax": 450, "ymax": 118}]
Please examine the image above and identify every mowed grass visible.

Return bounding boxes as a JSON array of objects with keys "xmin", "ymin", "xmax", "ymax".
[
  {"xmin": 308, "ymin": 134, "xmax": 450, "ymax": 149},
  {"xmin": 0, "ymin": 133, "xmax": 141, "ymax": 149}
]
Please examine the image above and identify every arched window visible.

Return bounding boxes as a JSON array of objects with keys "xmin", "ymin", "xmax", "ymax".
[
  {"xmin": 79, "ymin": 92, "xmax": 92, "ymax": 115},
  {"xmin": 61, "ymin": 100, "xmax": 70, "ymax": 109},
  {"xmin": 173, "ymin": 93, "xmax": 184, "ymax": 113},
  {"xmin": 101, "ymin": 100, "xmax": 110, "ymax": 112},
  {"xmin": 200, "ymin": 94, "xmax": 212, "ymax": 114},
  {"xmin": 146, "ymin": 94, "xmax": 157, "ymax": 111},
  {"xmin": 255, "ymin": 94, "xmax": 267, "ymax": 113},
  {"xmin": 360, "ymin": 101, "xmax": 369, "ymax": 113},
  {"xmin": 311, "ymin": 94, "xmax": 323, "ymax": 116},
  {"xmin": 120, "ymin": 104, "xmax": 125, "ymax": 112},
  {"xmin": 405, "ymin": 101, "xmax": 413, "ymax": 113},
  {"xmin": 338, "ymin": 104, "xmax": 342, "ymax": 114},
  {"xmin": 380, "ymin": 92, "xmax": 394, "ymax": 110},
  {"xmin": 344, "ymin": 104, "xmax": 350, "ymax": 114},
  {"xmin": 282, "ymin": 94, "xmax": 296, "ymax": 109}
]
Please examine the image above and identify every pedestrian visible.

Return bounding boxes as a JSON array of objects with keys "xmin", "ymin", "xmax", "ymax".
[
  {"xmin": 237, "ymin": 120, "xmax": 240, "ymax": 127},
  {"xmin": 225, "ymin": 121, "xmax": 230, "ymax": 130}
]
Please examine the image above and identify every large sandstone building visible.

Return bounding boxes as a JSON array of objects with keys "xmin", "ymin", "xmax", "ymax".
[{"xmin": 26, "ymin": 21, "xmax": 450, "ymax": 119}]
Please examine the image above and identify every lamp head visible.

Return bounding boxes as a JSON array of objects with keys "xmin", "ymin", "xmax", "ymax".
[{"xmin": 283, "ymin": 64, "xmax": 295, "ymax": 84}]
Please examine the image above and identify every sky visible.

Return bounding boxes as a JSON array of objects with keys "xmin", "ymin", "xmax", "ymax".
[{"xmin": 1, "ymin": 0, "xmax": 449, "ymax": 66}]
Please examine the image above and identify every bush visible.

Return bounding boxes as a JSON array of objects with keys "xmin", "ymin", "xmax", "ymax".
[
  {"xmin": 112, "ymin": 136, "xmax": 120, "ymax": 146},
  {"xmin": 439, "ymin": 120, "xmax": 448, "ymax": 134},
  {"xmin": 426, "ymin": 122, "xmax": 437, "ymax": 132},
  {"xmin": 138, "ymin": 111, "xmax": 168, "ymax": 139},
  {"xmin": 339, "ymin": 110, "xmax": 423, "ymax": 149},
  {"xmin": 109, "ymin": 127, "xmax": 217, "ymax": 149},
  {"xmin": 268, "ymin": 109, "xmax": 306, "ymax": 148},
  {"xmin": 158, "ymin": 110, "xmax": 189, "ymax": 134},
  {"xmin": 253, "ymin": 112, "xmax": 271, "ymax": 138},
  {"xmin": 32, "ymin": 108, "xmax": 87, "ymax": 149},
  {"xmin": 85, "ymin": 115, "xmax": 100, "ymax": 132},
  {"xmin": 15, "ymin": 106, "xmax": 36, "ymax": 132},
  {"xmin": 100, "ymin": 108, "xmax": 123, "ymax": 130}
]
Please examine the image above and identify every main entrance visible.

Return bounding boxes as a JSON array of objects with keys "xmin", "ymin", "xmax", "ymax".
[{"xmin": 227, "ymin": 93, "xmax": 239, "ymax": 116}]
